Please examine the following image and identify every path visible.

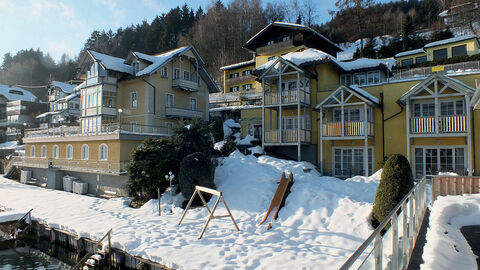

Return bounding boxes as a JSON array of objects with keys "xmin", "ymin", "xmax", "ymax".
[{"xmin": 407, "ymin": 210, "xmax": 430, "ymax": 270}]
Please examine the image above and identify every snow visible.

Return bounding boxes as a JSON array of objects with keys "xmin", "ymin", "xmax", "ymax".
[
  {"xmin": 224, "ymin": 119, "xmax": 241, "ymax": 129},
  {"xmin": 0, "ymin": 141, "xmax": 17, "ymax": 149},
  {"xmin": 0, "ymin": 84, "xmax": 37, "ymax": 102},
  {"xmin": 57, "ymin": 91, "xmax": 79, "ymax": 103},
  {"xmin": 135, "ymin": 46, "xmax": 190, "ymax": 77},
  {"xmin": 89, "ymin": 50, "xmax": 132, "ymax": 74},
  {"xmin": 51, "ymin": 81, "xmax": 76, "ymax": 94},
  {"xmin": 424, "ymin": 35, "xmax": 478, "ymax": 48},
  {"xmin": 248, "ymin": 146, "xmax": 264, "ymax": 155},
  {"xmin": 236, "ymin": 134, "xmax": 255, "ymax": 145},
  {"xmin": 220, "ymin": 59, "xmax": 256, "ymax": 71},
  {"xmin": 348, "ymin": 85, "xmax": 380, "ymax": 104},
  {"xmin": 437, "ymin": 172, "xmax": 459, "ymax": 176},
  {"xmin": 0, "ymin": 152, "xmax": 381, "ymax": 269},
  {"xmin": 421, "ymin": 194, "xmax": 480, "ymax": 270},
  {"xmin": 337, "ymin": 36, "xmax": 394, "ymax": 61},
  {"xmin": 0, "ymin": 209, "xmax": 30, "ymax": 223},
  {"xmin": 209, "ymin": 105, "xmax": 262, "ymax": 112},
  {"xmin": 395, "ymin": 48, "xmax": 425, "ymax": 58}
]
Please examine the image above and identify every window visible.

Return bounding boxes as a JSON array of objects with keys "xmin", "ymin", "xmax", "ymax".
[
  {"xmin": 166, "ymin": 93, "xmax": 174, "ymax": 108},
  {"xmin": 166, "ymin": 122, "xmax": 173, "ymax": 134},
  {"xmin": 268, "ymin": 56, "xmax": 276, "ymax": 61},
  {"xmin": 230, "ymin": 86, "xmax": 239, "ymax": 92},
  {"xmin": 131, "ymin": 92, "xmax": 137, "ymax": 108},
  {"xmin": 416, "ymin": 56, "xmax": 427, "ymax": 64},
  {"xmin": 413, "ymin": 102, "xmax": 435, "ymax": 117},
  {"xmin": 282, "ymin": 36, "xmax": 290, "ymax": 41},
  {"xmin": 30, "ymin": 146, "xmax": 36, "ymax": 157},
  {"xmin": 340, "ymin": 74, "xmax": 352, "ymax": 86},
  {"xmin": 190, "ymin": 98, "xmax": 197, "ymax": 111},
  {"xmin": 41, "ymin": 145, "xmax": 47, "ymax": 158},
  {"xmin": 53, "ymin": 145, "xmax": 59, "ymax": 159},
  {"xmin": 452, "ymin": 45, "xmax": 467, "ymax": 57},
  {"xmin": 433, "ymin": 48, "xmax": 448, "ymax": 60},
  {"xmin": 87, "ymin": 62, "xmax": 97, "ymax": 78},
  {"xmin": 414, "ymin": 147, "xmax": 466, "ymax": 178},
  {"xmin": 267, "ymin": 40, "xmax": 274, "ymax": 45},
  {"xmin": 131, "ymin": 122, "xmax": 137, "ymax": 132},
  {"xmin": 334, "ymin": 148, "xmax": 373, "ymax": 177},
  {"xmin": 161, "ymin": 66, "xmax": 168, "ymax": 77},
  {"xmin": 99, "ymin": 144, "xmax": 108, "ymax": 160},
  {"xmin": 242, "ymin": 84, "xmax": 252, "ymax": 91},
  {"xmin": 174, "ymin": 68, "xmax": 180, "ymax": 79},
  {"xmin": 81, "ymin": 145, "xmax": 89, "ymax": 160},
  {"xmin": 183, "ymin": 70, "xmax": 190, "ymax": 80},
  {"xmin": 440, "ymin": 100, "xmax": 464, "ymax": 116},
  {"xmin": 242, "ymin": 70, "xmax": 251, "ymax": 76},
  {"xmin": 353, "ymin": 73, "xmax": 366, "ymax": 85},
  {"xmin": 229, "ymin": 73, "xmax": 239, "ymax": 79},
  {"xmin": 367, "ymin": 71, "xmax": 380, "ymax": 84},
  {"xmin": 108, "ymin": 98, "xmax": 113, "ymax": 108},
  {"xmin": 132, "ymin": 61, "xmax": 140, "ymax": 74},
  {"xmin": 66, "ymin": 145, "xmax": 73, "ymax": 159},
  {"xmin": 401, "ymin": 58, "xmax": 414, "ymax": 67}
]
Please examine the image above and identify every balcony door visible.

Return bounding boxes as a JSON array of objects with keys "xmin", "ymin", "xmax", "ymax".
[
  {"xmin": 333, "ymin": 148, "xmax": 373, "ymax": 177},
  {"xmin": 414, "ymin": 147, "xmax": 466, "ymax": 178}
]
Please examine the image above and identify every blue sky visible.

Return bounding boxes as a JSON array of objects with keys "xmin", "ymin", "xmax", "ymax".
[{"xmin": 0, "ymin": 0, "xmax": 385, "ymax": 64}]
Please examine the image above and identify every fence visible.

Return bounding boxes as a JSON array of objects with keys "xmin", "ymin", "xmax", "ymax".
[{"xmin": 432, "ymin": 175, "xmax": 480, "ymax": 201}]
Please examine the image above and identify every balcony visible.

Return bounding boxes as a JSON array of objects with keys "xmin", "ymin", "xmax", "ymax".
[
  {"xmin": 172, "ymin": 78, "xmax": 199, "ymax": 92},
  {"xmin": 226, "ymin": 74, "xmax": 256, "ymax": 86},
  {"xmin": 102, "ymin": 106, "xmax": 117, "ymax": 116},
  {"xmin": 165, "ymin": 107, "xmax": 203, "ymax": 118},
  {"xmin": 322, "ymin": 121, "xmax": 374, "ymax": 137},
  {"xmin": 19, "ymin": 157, "xmax": 129, "ymax": 175},
  {"xmin": 264, "ymin": 129, "xmax": 311, "ymax": 144},
  {"xmin": 410, "ymin": 115, "xmax": 467, "ymax": 134},
  {"xmin": 264, "ymin": 90, "xmax": 311, "ymax": 106},
  {"xmin": 256, "ymin": 39, "xmax": 295, "ymax": 55}
]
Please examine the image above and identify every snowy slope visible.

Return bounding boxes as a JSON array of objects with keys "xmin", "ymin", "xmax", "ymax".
[{"xmin": 0, "ymin": 151, "xmax": 380, "ymax": 269}]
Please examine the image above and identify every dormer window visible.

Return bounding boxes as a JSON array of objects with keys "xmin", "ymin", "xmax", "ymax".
[
  {"xmin": 132, "ymin": 61, "xmax": 140, "ymax": 75},
  {"xmin": 9, "ymin": 90, "xmax": 23, "ymax": 95},
  {"xmin": 87, "ymin": 62, "xmax": 97, "ymax": 78},
  {"xmin": 267, "ymin": 40, "xmax": 275, "ymax": 45}
]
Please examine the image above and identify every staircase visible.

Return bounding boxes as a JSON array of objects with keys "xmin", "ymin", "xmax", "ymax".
[{"xmin": 3, "ymin": 156, "xmax": 23, "ymax": 178}]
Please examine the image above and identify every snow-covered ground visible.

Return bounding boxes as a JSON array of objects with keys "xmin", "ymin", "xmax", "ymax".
[
  {"xmin": 0, "ymin": 151, "xmax": 381, "ymax": 269},
  {"xmin": 421, "ymin": 194, "xmax": 480, "ymax": 270},
  {"xmin": 0, "ymin": 141, "xmax": 18, "ymax": 149}
]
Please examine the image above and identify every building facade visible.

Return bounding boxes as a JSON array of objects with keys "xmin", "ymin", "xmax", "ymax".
[{"xmin": 19, "ymin": 46, "xmax": 220, "ymax": 196}]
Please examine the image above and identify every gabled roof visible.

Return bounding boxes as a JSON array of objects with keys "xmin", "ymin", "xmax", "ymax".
[
  {"xmin": 0, "ymin": 84, "xmax": 37, "ymax": 102},
  {"xmin": 315, "ymin": 85, "xmax": 379, "ymax": 109},
  {"xmin": 58, "ymin": 92, "xmax": 79, "ymax": 103},
  {"xmin": 220, "ymin": 59, "xmax": 256, "ymax": 71},
  {"xmin": 134, "ymin": 46, "xmax": 191, "ymax": 77},
  {"xmin": 399, "ymin": 73, "xmax": 475, "ymax": 104},
  {"xmin": 51, "ymin": 81, "xmax": 76, "ymax": 94},
  {"xmin": 395, "ymin": 48, "xmax": 426, "ymax": 58},
  {"xmin": 87, "ymin": 50, "xmax": 131, "ymax": 74},
  {"xmin": 257, "ymin": 56, "xmax": 315, "ymax": 79},
  {"xmin": 244, "ymin": 22, "xmax": 342, "ymax": 54}
]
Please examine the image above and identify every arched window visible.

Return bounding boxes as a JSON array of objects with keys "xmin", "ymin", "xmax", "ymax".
[
  {"xmin": 81, "ymin": 144, "xmax": 89, "ymax": 160},
  {"xmin": 99, "ymin": 144, "xmax": 108, "ymax": 161},
  {"xmin": 41, "ymin": 145, "xmax": 47, "ymax": 158},
  {"xmin": 30, "ymin": 145, "xmax": 36, "ymax": 157},
  {"xmin": 53, "ymin": 145, "xmax": 59, "ymax": 159},
  {"xmin": 66, "ymin": 145, "xmax": 73, "ymax": 159}
]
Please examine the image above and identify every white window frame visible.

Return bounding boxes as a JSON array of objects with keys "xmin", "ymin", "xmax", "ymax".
[
  {"xmin": 243, "ymin": 84, "xmax": 252, "ymax": 91},
  {"xmin": 413, "ymin": 145, "xmax": 467, "ymax": 179},
  {"xmin": 166, "ymin": 122, "xmax": 173, "ymax": 135},
  {"xmin": 41, "ymin": 145, "xmax": 47, "ymax": 158},
  {"xmin": 30, "ymin": 145, "xmax": 36, "ymax": 157},
  {"xmin": 131, "ymin": 122, "xmax": 137, "ymax": 133},
  {"xmin": 81, "ymin": 144, "xmax": 89, "ymax": 160},
  {"xmin": 174, "ymin": 68, "xmax": 180, "ymax": 79},
  {"xmin": 412, "ymin": 100, "xmax": 435, "ymax": 117},
  {"xmin": 183, "ymin": 70, "xmax": 190, "ymax": 80},
  {"xmin": 161, "ymin": 66, "xmax": 168, "ymax": 77},
  {"xmin": 166, "ymin": 93, "xmax": 174, "ymax": 108},
  {"xmin": 131, "ymin": 92, "xmax": 137, "ymax": 108},
  {"xmin": 99, "ymin": 144, "xmax": 108, "ymax": 161},
  {"xmin": 66, "ymin": 144, "xmax": 73, "ymax": 160},
  {"xmin": 440, "ymin": 98, "xmax": 465, "ymax": 116},
  {"xmin": 53, "ymin": 145, "xmax": 59, "ymax": 159},
  {"xmin": 332, "ymin": 147, "xmax": 374, "ymax": 177},
  {"xmin": 230, "ymin": 86, "xmax": 239, "ymax": 92}
]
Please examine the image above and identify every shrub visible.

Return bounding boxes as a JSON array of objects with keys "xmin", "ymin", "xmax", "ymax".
[
  {"xmin": 171, "ymin": 119, "xmax": 214, "ymax": 162},
  {"xmin": 220, "ymin": 138, "xmax": 237, "ymax": 156},
  {"xmin": 127, "ymin": 138, "xmax": 179, "ymax": 200},
  {"xmin": 178, "ymin": 152, "xmax": 215, "ymax": 204},
  {"xmin": 210, "ymin": 116, "xmax": 224, "ymax": 142},
  {"xmin": 372, "ymin": 154, "xmax": 414, "ymax": 226}
]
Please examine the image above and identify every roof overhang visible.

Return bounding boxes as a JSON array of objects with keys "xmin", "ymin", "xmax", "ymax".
[
  {"xmin": 257, "ymin": 57, "xmax": 315, "ymax": 80},
  {"xmin": 315, "ymin": 85, "xmax": 379, "ymax": 109}
]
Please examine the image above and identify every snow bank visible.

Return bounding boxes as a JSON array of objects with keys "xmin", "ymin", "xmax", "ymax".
[
  {"xmin": 0, "ymin": 141, "xmax": 17, "ymax": 149},
  {"xmin": 421, "ymin": 194, "xmax": 480, "ymax": 270},
  {"xmin": 0, "ymin": 152, "xmax": 380, "ymax": 269}
]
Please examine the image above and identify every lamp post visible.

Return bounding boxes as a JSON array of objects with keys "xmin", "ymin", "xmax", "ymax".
[
  {"xmin": 165, "ymin": 171, "xmax": 175, "ymax": 213},
  {"xmin": 117, "ymin": 108, "xmax": 123, "ymax": 131}
]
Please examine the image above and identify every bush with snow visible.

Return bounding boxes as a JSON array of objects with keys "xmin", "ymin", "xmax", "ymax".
[{"xmin": 372, "ymin": 154, "xmax": 413, "ymax": 226}]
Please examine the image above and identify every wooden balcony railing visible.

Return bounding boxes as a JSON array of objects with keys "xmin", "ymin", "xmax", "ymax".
[
  {"xmin": 256, "ymin": 39, "xmax": 295, "ymax": 55},
  {"xmin": 165, "ymin": 107, "xmax": 203, "ymax": 118},
  {"xmin": 322, "ymin": 121, "xmax": 374, "ymax": 137},
  {"xmin": 410, "ymin": 115, "xmax": 466, "ymax": 134},
  {"xmin": 264, "ymin": 129, "xmax": 311, "ymax": 143},
  {"xmin": 264, "ymin": 90, "xmax": 310, "ymax": 106},
  {"xmin": 225, "ymin": 74, "xmax": 256, "ymax": 86}
]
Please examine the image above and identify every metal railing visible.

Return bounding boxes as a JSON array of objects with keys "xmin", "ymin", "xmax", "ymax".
[
  {"xmin": 264, "ymin": 89, "xmax": 311, "ymax": 105},
  {"xmin": 264, "ymin": 129, "xmax": 311, "ymax": 143},
  {"xmin": 391, "ymin": 61, "xmax": 480, "ymax": 81},
  {"xmin": 340, "ymin": 175, "xmax": 429, "ymax": 270}
]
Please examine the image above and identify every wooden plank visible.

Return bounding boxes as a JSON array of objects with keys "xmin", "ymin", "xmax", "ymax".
[
  {"xmin": 448, "ymin": 177, "xmax": 455, "ymax": 195},
  {"xmin": 475, "ymin": 178, "xmax": 480, "ymax": 194},
  {"xmin": 195, "ymin": 185, "xmax": 222, "ymax": 196},
  {"xmin": 439, "ymin": 177, "xmax": 447, "ymax": 197}
]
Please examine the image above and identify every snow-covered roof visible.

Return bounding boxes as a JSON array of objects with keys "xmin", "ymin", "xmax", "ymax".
[
  {"xmin": 348, "ymin": 85, "xmax": 379, "ymax": 104},
  {"xmin": 58, "ymin": 92, "xmax": 79, "ymax": 103},
  {"xmin": 220, "ymin": 59, "xmax": 256, "ymax": 71},
  {"xmin": 209, "ymin": 105, "xmax": 262, "ymax": 112},
  {"xmin": 88, "ymin": 50, "xmax": 132, "ymax": 74},
  {"xmin": 0, "ymin": 84, "xmax": 37, "ymax": 102},
  {"xmin": 257, "ymin": 48, "xmax": 394, "ymax": 72},
  {"xmin": 424, "ymin": 35, "xmax": 478, "ymax": 48},
  {"xmin": 51, "ymin": 81, "xmax": 76, "ymax": 94},
  {"xmin": 74, "ymin": 81, "xmax": 86, "ymax": 91},
  {"xmin": 36, "ymin": 111, "xmax": 61, "ymax": 119},
  {"xmin": 395, "ymin": 48, "xmax": 426, "ymax": 58},
  {"xmin": 135, "ymin": 46, "xmax": 190, "ymax": 77}
]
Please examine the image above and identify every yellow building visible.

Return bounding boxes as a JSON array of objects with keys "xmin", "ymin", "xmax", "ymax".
[
  {"xmin": 212, "ymin": 22, "xmax": 480, "ymax": 179},
  {"xmin": 19, "ymin": 46, "xmax": 220, "ymax": 196},
  {"xmin": 395, "ymin": 35, "xmax": 479, "ymax": 67}
]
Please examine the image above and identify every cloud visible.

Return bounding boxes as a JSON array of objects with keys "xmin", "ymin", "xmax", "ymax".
[{"xmin": 142, "ymin": 0, "xmax": 168, "ymax": 13}]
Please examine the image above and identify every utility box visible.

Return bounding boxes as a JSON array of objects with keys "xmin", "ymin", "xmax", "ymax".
[
  {"xmin": 46, "ymin": 170, "xmax": 63, "ymax": 190},
  {"xmin": 20, "ymin": 170, "xmax": 32, "ymax": 184},
  {"xmin": 72, "ymin": 181, "xmax": 88, "ymax": 195},
  {"xmin": 62, "ymin": 176, "xmax": 76, "ymax": 192}
]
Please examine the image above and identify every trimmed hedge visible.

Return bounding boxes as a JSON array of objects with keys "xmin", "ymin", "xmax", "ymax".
[{"xmin": 372, "ymin": 154, "xmax": 414, "ymax": 225}]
